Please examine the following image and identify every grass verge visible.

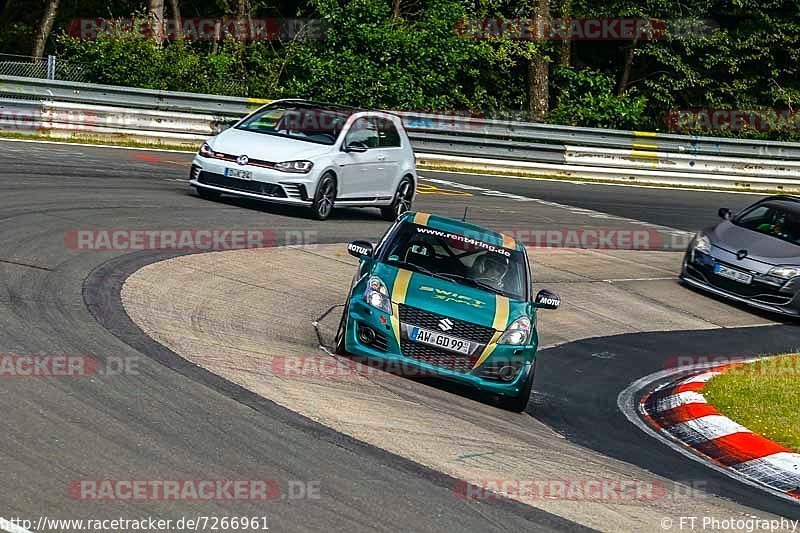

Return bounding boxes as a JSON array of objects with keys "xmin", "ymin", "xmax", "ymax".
[{"xmin": 703, "ymin": 354, "xmax": 800, "ymax": 452}]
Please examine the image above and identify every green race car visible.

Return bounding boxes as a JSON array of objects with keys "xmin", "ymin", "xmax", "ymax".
[{"xmin": 334, "ymin": 211, "xmax": 560, "ymax": 411}]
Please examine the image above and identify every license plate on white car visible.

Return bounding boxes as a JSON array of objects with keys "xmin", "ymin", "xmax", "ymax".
[
  {"xmin": 410, "ymin": 327, "xmax": 472, "ymax": 355},
  {"xmin": 714, "ymin": 263, "xmax": 753, "ymax": 285},
  {"xmin": 225, "ymin": 168, "xmax": 253, "ymax": 180}
]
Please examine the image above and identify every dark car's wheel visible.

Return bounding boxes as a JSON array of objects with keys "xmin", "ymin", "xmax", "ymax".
[
  {"xmin": 497, "ymin": 361, "xmax": 536, "ymax": 413},
  {"xmin": 334, "ymin": 300, "xmax": 350, "ymax": 355},
  {"xmin": 195, "ymin": 186, "xmax": 221, "ymax": 201},
  {"xmin": 381, "ymin": 176, "xmax": 414, "ymax": 221},
  {"xmin": 310, "ymin": 173, "xmax": 337, "ymax": 221}
]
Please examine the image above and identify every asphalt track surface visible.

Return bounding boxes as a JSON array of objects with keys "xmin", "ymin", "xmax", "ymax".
[{"xmin": 0, "ymin": 139, "xmax": 798, "ymax": 530}]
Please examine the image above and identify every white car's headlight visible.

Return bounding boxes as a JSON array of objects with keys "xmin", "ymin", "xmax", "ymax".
[
  {"xmin": 199, "ymin": 142, "xmax": 216, "ymax": 158},
  {"xmin": 498, "ymin": 316, "xmax": 532, "ymax": 346},
  {"xmin": 768, "ymin": 266, "xmax": 800, "ymax": 279},
  {"xmin": 363, "ymin": 276, "xmax": 392, "ymax": 315},
  {"xmin": 275, "ymin": 160, "xmax": 314, "ymax": 173},
  {"xmin": 691, "ymin": 233, "xmax": 712, "ymax": 255}
]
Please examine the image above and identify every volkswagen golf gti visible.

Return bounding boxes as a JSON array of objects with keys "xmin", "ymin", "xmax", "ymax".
[
  {"xmin": 334, "ymin": 211, "xmax": 561, "ymax": 411},
  {"xmin": 189, "ymin": 99, "xmax": 417, "ymax": 220}
]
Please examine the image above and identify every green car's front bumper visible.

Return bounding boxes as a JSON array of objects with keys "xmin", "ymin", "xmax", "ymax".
[{"xmin": 342, "ymin": 296, "xmax": 538, "ymax": 398}]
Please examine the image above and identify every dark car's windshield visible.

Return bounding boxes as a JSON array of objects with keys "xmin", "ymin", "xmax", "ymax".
[
  {"xmin": 734, "ymin": 201, "xmax": 800, "ymax": 246},
  {"xmin": 379, "ymin": 222, "xmax": 529, "ymax": 300},
  {"xmin": 236, "ymin": 102, "xmax": 357, "ymax": 145}
]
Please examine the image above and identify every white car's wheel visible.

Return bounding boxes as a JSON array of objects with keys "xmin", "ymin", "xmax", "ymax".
[
  {"xmin": 310, "ymin": 173, "xmax": 337, "ymax": 221},
  {"xmin": 381, "ymin": 176, "xmax": 414, "ymax": 221}
]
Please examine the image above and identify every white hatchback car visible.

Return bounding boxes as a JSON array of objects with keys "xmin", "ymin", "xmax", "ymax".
[{"xmin": 189, "ymin": 99, "xmax": 417, "ymax": 220}]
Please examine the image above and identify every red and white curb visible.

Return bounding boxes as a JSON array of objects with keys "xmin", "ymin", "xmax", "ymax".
[{"xmin": 619, "ymin": 362, "xmax": 800, "ymax": 504}]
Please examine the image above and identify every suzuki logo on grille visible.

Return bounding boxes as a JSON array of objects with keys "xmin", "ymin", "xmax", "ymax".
[
  {"xmin": 237, "ymin": 155, "xmax": 249, "ymax": 166},
  {"xmin": 438, "ymin": 318, "xmax": 454, "ymax": 331}
]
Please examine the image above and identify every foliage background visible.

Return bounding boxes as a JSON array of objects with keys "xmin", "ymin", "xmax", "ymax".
[{"xmin": 2, "ymin": 0, "xmax": 798, "ymax": 139}]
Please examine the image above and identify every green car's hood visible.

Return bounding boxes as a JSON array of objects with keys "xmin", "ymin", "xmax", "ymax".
[{"xmin": 372, "ymin": 262, "xmax": 530, "ymax": 330}]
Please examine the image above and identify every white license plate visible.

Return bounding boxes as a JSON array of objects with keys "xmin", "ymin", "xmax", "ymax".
[
  {"xmin": 225, "ymin": 168, "xmax": 253, "ymax": 180},
  {"xmin": 410, "ymin": 327, "xmax": 471, "ymax": 355},
  {"xmin": 714, "ymin": 263, "xmax": 753, "ymax": 285}
]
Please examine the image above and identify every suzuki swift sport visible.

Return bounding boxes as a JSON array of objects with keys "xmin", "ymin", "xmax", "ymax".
[
  {"xmin": 334, "ymin": 212, "xmax": 561, "ymax": 411},
  {"xmin": 189, "ymin": 99, "xmax": 417, "ymax": 220}
]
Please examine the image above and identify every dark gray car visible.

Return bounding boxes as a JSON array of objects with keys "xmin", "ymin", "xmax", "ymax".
[{"xmin": 681, "ymin": 195, "xmax": 800, "ymax": 316}]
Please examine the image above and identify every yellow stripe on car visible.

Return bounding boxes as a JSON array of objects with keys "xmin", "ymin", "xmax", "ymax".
[
  {"xmin": 390, "ymin": 269, "xmax": 413, "ymax": 342},
  {"xmin": 472, "ymin": 295, "xmax": 510, "ymax": 369},
  {"xmin": 413, "ymin": 212, "xmax": 431, "ymax": 225}
]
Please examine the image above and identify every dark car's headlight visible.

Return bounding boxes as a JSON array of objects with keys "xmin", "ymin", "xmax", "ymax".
[
  {"xmin": 690, "ymin": 233, "xmax": 712, "ymax": 255},
  {"xmin": 275, "ymin": 160, "xmax": 314, "ymax": 173},
  {"xmin": 498, "ymin": 316, "xmax": 532, "ymax": 345},
  {"xmin": 768, "ymin": 266, "xmax": 800, "ymax": 280},
  {"xmin": 363, "ymin": 276, "xmax": 392, "ymax": 315}
]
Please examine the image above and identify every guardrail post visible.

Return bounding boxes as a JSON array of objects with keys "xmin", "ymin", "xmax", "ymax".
[{"xmin": 46, "ymin": 55, "xmax": 56, "ymax": 80}]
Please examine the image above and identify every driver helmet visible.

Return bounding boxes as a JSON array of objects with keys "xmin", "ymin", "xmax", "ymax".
[{"xmin": 474, "ymin": 253, "xmax": 509, "ymax": 285}]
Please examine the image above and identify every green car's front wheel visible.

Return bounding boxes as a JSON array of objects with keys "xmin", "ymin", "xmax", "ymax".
[
  {"xmin": 334, "ymin": 300, "xmax": 349, "ymax": 355},
  {"xmin": 497, "ymin": 361, "xmax": 535, "ymax": 412}
]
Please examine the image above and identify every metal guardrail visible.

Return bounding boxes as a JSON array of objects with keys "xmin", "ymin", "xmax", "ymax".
[{"xmin": 2, "ymin": 74, "xmax": 800, "ymax": 191}]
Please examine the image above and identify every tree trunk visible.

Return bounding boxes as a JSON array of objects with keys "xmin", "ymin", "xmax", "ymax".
[
  {"xmin": 237, "ymin": 0, "xmax": 253, "ymax": 40},
  {"xmin": 392, "ymin": 0, "xmax": 401, "ymax": 18},
  {"xmin": 558, "ymin": 0, "xmax": 572, "ymax": 67},
  {"xmin": 527, "ymin": 0, "xmax": 550, "ymax": 122},
  {"xmin": 211, "ymin": 20, "xmax": 222, "ymax": 54},
  {"xmin": 149, "ymin": 0, "xmax": 165, "ymax": 44},
  {"xmin": 617, "ymin": 38, "xmax": 637, "ymax": 95},
  {"xmin": 32, "ymin": 0, "xmax": 59, "ymax": 58},
  {"xmin": 169, "ymin": 0, "xmax": 182, "ymax": 40}
]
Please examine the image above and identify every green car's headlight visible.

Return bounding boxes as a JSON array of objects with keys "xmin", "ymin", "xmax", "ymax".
[
  {"xmin": 498, "ymin": 316, "xmax": 532, "ymax": 345},
  {"xmin": 363, "ymin": 276, "xmax": 392, "ymax": 315}
]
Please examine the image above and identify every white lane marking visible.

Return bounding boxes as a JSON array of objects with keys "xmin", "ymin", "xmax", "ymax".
[
  {"xmin": 164, "ymin": 178, "xmax": 190, "ymax": 182},
  {"xmin": 0, "ymin": 137, "xmax": 195, "ymax": 154},
  {"xmin": 618, "ymin": 358, "xmax": 800, "ymax": 505},
  {"xmin": 419, "ymin": 176, "xmax": 693, "ymax": 243},
  {"xmin": 603, "ymin": 277, "xmax": 676, "ymax": 282},
  {"xmin": 422, "ymin": 168, "xmax": 772, "ymax": 196},
  {"xmin": 0, "ymin": 518, "xmax": 35, "ymax": 533}
]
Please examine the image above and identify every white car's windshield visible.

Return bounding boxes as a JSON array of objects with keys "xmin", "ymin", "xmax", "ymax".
[
  {"xmin": 381, "ymin": 222, "xmax": 529, "ymax": 301},
  {"xmin": 236, "ymin": 102, "xmax": 357, "ymax": 145}
]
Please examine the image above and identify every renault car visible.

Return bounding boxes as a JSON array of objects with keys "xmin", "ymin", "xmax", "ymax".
[{"xmin": 681, "ymin": 195, "xmax": 800, "ymax": 316}]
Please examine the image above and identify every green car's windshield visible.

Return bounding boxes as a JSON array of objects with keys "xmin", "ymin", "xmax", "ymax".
[
  {"xmin": 236, "ymin": 102, "xmax": 356, "ymax": 145},
  {"xmin": 381, "ymin": 222, "xmax": 529, "ymax": 300}
]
